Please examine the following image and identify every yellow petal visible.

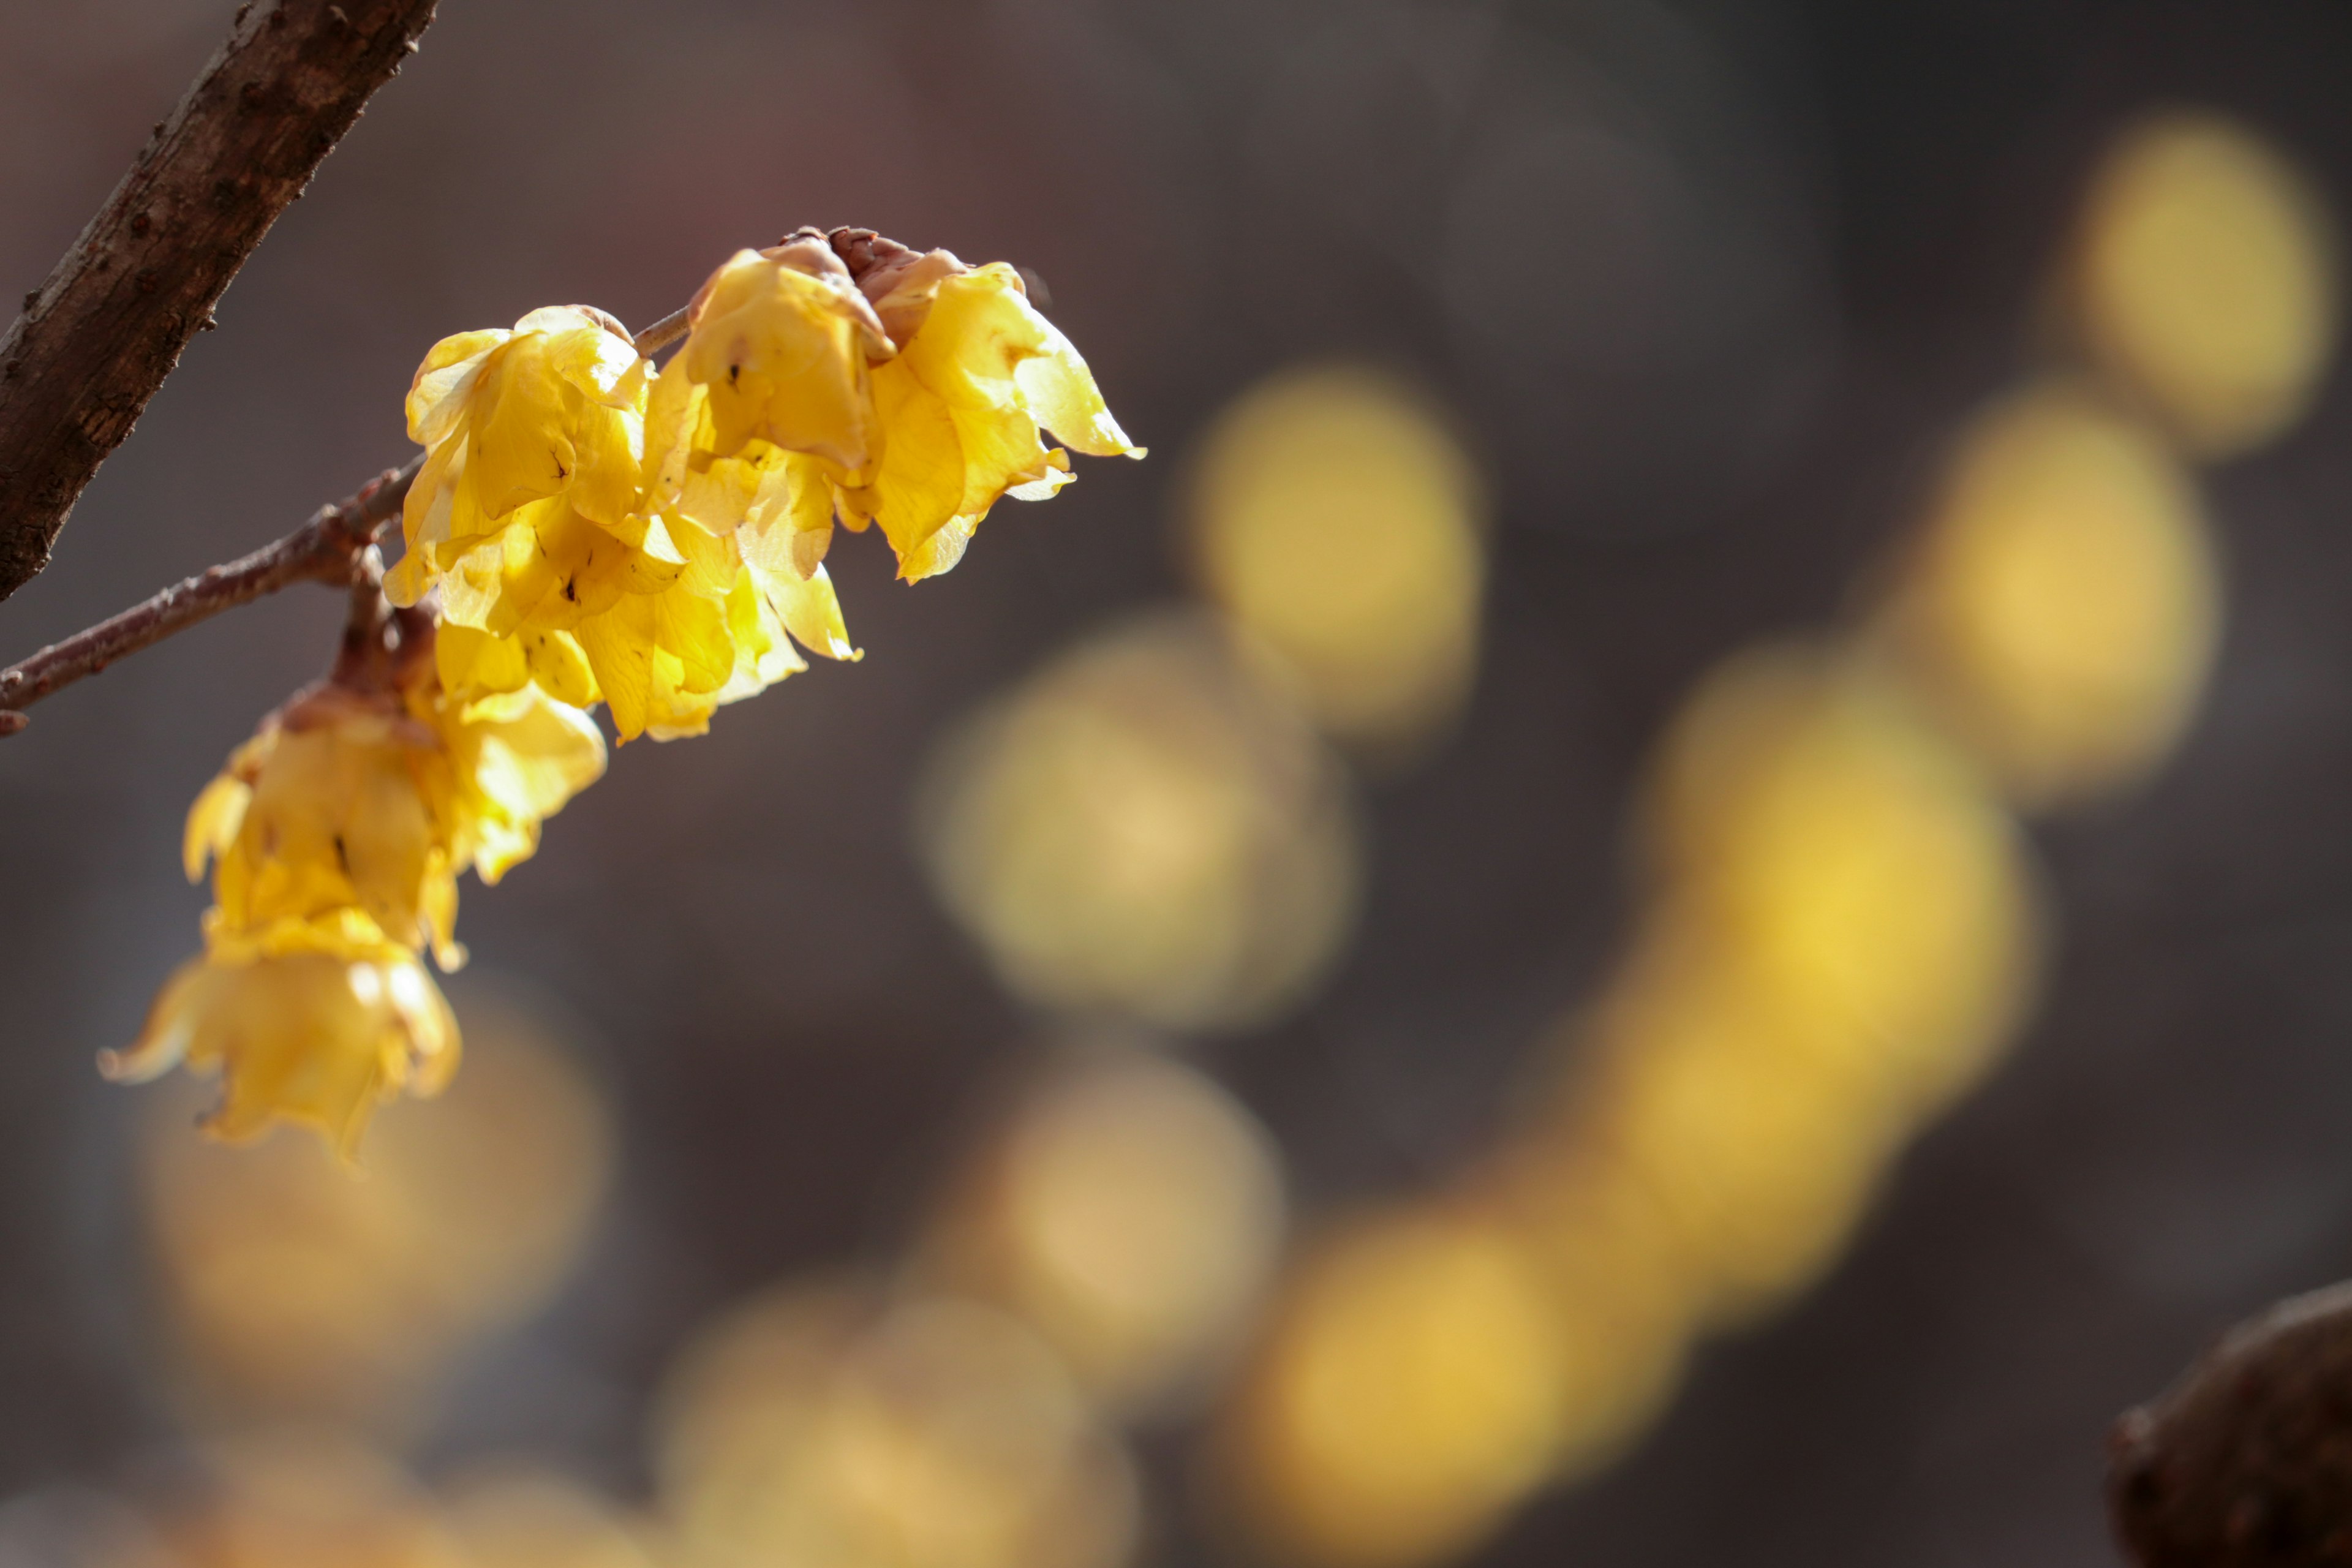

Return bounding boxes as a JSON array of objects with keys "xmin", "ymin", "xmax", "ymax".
[
  {"xmin": 848, "ymin": 356, "xmax": 967, "ymax": 560},
  {"xmin": 755, "ymin": 559, "xmax": 861, "ymax": 661},
  {"xmin": 574, "ymin": 590, "xmax": 734, "ymax": 741},
  {"xmin": 107, "ymin": 948, "xmax": 461, "ymax": 1161},
  {"xmin": 1014, "ymin": 317, "xmax": 1144, "ymax": 459},
  {"xmin": 184, "ymin": 772, "xmax": 254, "ymax": 883},
  {"xmin": 521, "ymin": 627, "xmax": 599, "ymax": 709},
  {"xmin": 399, "ymin": 432, "xmax": 469, "ymax": 560},
  {"xmin": 899, "ymin": 512, "xmax": 980, "ymax": 583},
  {"xmin": 715, "ymin": 564, "xmax": 807, "ymax": 701},
  {"xmin": 467, "ymin": 334, "xmax": 582, "ymax": 520},
  {"xmin": 684, "ymin": 251, "xmax": 888, "ymax": 478},
  {"xmin": 422, "ymin": 857, "xmax": 466, "ymax": 971},
  {"xmin": 537, "ymin": 307, "xmax": 650, "ymax": 408},
  {"xmin": 437, "ymin": 621, "xmax": 532, "ymax": 702},
  {"xmin": 483, "ymin": 506, "xmax": 643, "ymax": 635},
  {"xmin": 407, "ymin": 329, "xmax": 510, "ymax": 445},
  {"xmin": 456, "ymin": 688, "xmax": 607, "ymax": 882}
]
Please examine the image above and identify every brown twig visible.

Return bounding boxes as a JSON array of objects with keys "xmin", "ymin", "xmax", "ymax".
[
  {"xmin": 633, "ymin": 304, "xmax": 690, "ymax": 358},
  {"xmin": 0, "ymin": 0, "xmax": 441, "ymax": 604},
  {"xmin": 0, "ymin": 458, "xmax": 419, "ymax": 727},
  {"xmin": 2109, "ymin": 1280, "xmax": 2352, "ymax": 1566}
]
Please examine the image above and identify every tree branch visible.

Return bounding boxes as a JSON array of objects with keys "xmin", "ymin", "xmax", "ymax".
[
  {"xmin": 0, "ymin": 458, "xmax": 418, "ymax": 733},
  {"xmin": 2109, "ymin": 1280, "xmax": 2352, "ymax": 1566},
  {"xmin": 0, "ymin": 0, "xmax": 440, "ymax": 605}
]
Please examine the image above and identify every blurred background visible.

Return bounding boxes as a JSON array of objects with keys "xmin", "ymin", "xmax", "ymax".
[{"xmin": 2, "ymin": 1, "xmax": 2351, "ymax": 1565}]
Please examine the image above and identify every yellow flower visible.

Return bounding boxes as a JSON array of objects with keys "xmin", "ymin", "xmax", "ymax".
[
  {"xmin": 440, "ymin": 680, "xmax": 609, "ymax": 882},
  {"xmin": 103, "ymin": 934, "xmax": 461, "ymax": 1158},
  {"xmin": 839, "ymin": 241, "xmax": 1142, "ymax": 581},
  {"xmin": 655, "ymin": 230, "xmax": 1141, "ymax": 586},
  {"xmin": 676, "ymin": 235, "xmax": 894, "ymax": 480},
  {"xmin": 187, "ymin": 643, "xmax": 606, "ymax": 959},
  {"xmin": 387, "ymin": 305, "xmax": 650, "ymax": 608},
  {"xmin": 187, "ymin": 683, "xmax": 462, "ymax": 966},
  {"xmin": 430, "ymin": 502, "xmax": 855, "ymax": 742}
]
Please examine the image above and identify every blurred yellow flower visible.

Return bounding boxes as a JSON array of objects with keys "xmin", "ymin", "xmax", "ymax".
[
  {"xmin": 2071, "ymin": 111, "xmax": 2338, "ymax": 456},
  {"xmin": 1880, "ymin": 382, "xmax": 2218, "ymax": 805},
  {"xmin": 657, "ymin": 1281, "xmax": 1137, "ymax": 1568},
  {"xmin": 1224, "ymin": 1204, "xmax": 1566, "ymax": 1568},
  {"xmin": 1643, "ymin": 643, "xmax": 2039, "ymax": 1117},
  {"xmin": 141, "ymin": 986, "xmax": 612, "ymax": 1421},
  {"xmin": 919, "ymin": 612, "xmax": 1359, "ymax": 1032},
  {"xmin": 1189, "ymin": 365, "xmax": 1485, "ymax": 756},
  {"xmin": 927, "ymin": 1046, "xmax": 1287, "ymax": 1411},
  {"xmin": 443, "ymin": 1469, "xmax": 663, "ymax": 1568},
  {"xmin": 185, "ymin": 646, "xmax": 605, "ymax": 962},
  {"xmin": 157, "ymin": 1433, "xmax": 462, "ymax": 1568},
  {"xmin": 105, "ymin": 941, "xmax": 459, "ymax": 1158}
]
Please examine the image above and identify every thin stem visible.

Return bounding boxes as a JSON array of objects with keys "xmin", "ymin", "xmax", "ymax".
[
  {"xmin": 0, "ymin": 302, "xmax": 698, "ymax": 734},
  {"xmin": 633, "ymin": 304, "xmax": 691, "ymax": 358},
  {"xmin": 0, "ymin": 459, "xmax": 418, "ymax": 725}
]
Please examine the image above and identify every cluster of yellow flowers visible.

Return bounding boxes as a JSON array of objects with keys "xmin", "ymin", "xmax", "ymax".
[{"xmin": 111, "ymin": 228, "xmax": 1138, "ymax": 1155}]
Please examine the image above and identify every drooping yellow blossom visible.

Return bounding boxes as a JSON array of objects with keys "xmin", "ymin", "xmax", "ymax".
[
  {"xmin": 140, "ymin": 608, "xmax": 604, "ymax": 1153},
  {"xmin": 104, "ymin": 935, "xmax": 460, "ymax": 1158},
  {"xmin": 391, "ymin": 233, "xmax": 1132, "ymax": 739},
  {"xmin": 385, "ymin": 297, "xmax": 851, "ymax": 741},
  {"xmin": 655, "ymin": 230, "xmax": 1141, "ymax": 586},
  {"xmin": 672, "ymin": 233, "xmax": 894, "ymax": 481},
  {"xmin": 186, "ymin": 684, "xmax": 461, "ymax": 966},
  {"xmin": 386, "ymin": 305, "xmax": 650, "ymax": 607},
  {"xmin": 184, "ymin": 650, "xmax": 606, "ymax": 961},
  {"xmin": 839, "ymin": 244, "xmax": 1143, "ymax": 579}
]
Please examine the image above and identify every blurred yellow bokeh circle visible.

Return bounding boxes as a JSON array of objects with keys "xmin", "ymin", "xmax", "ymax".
[
  {"xmin": 159, "ymin": 1433, "xmax": 459, "ymax": 1568},
  {"xmin": 1576, "ymin": 970, "xmax": 1903, "ymax": 1326},
  {"xmin": 1224, "ymin": 1205, "xmax": 1564, "ymax": 1568},
  {"xmin": 930, "ymin": 1047, "xmax": 1287, "ymax": 1413},
  {"xmin": 1472, "ymin": 1144, "xmax": 1695, "ymax": 1483},
  {"xmin": 1645, "ymin": 644, "xmax": 2041, "ymax": 1114},
  {"xmin": 2073, "ymin": 111, "xmax": 2337, "ymax": 456},
  {"xmin": 655, "ymin": 1282, "xmax": 1137, "ymax": 1568},
  {"xmin": 441, "ymin": 1468, "xmax": 664, "ymax": 1568},
  {"xmin": 920, "ymin": 612, "xmax": 1360, "ymax": 1033},
  {"xmin": 1885, "ymin": 382, "xmax": 2220, "ymax": 805},
  {"xmin": 140, "ymin": 986, "xmax": 612, "ymax": 1426},
  {"xmin": 1188, "ymin": 366, "xmax": 1486, "ymax": 755}
]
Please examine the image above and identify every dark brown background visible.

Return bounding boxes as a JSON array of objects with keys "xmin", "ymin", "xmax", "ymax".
[{"xmin": 6, "ymin": 2, "xmax": 2352, "ymax": 1566}]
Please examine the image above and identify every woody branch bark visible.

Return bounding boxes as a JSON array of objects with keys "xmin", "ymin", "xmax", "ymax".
[
  {"xmin": 2109, "ymin": 1280, "xmax": 2352, "ymax": 1567},
  {"xmin": 0, "ymin": 0, "xmax": 440, "ymax": 605}
]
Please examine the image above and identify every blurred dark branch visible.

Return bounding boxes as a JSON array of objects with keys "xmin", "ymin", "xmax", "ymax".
[
  {"xmin": 2109, "ymin": 1281, "xmax": 2352, "ymax": 1567},
  {"xmin": 0, "ymin": 0, "xmax": 440, "ymax": 605}
]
